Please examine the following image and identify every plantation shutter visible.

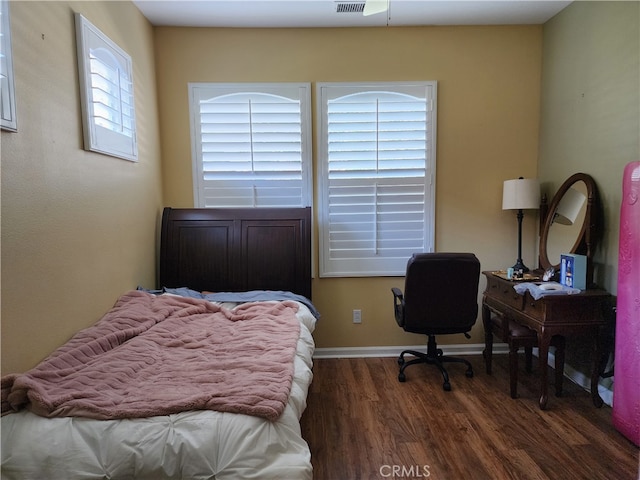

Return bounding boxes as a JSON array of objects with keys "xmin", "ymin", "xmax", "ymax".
[
  {"xmin": 318, "ymin": 82, "xmax": 437, "ymax": 277},
  {"xmin": 89, "ymin": 49, "xmax": 136, "ymax": 146},
  {"xmin": 189, "ymin": 83, "xmax": 312, "ymax": 208}
]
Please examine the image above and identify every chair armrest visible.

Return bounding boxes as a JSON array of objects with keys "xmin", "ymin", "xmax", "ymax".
[{"xmin": 391, "ymin": 287, "xmax": 405, "ymax": 327}]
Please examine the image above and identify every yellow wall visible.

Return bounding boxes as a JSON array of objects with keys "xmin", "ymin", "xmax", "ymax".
[
  {"xmin": 7, "ymin": 3, "xmax": 633, "ymax": 374},
  {"xmin": 539, "ymin": 1, "xmax": 640, "ymax": 294},
  {"xmin": 537, "ymin": 1, "xmax": 639, "ymax": 380},
  {"xmin": 154, "ymin": 25, "xmax": 543, "ymax": 349},
  {"xmin": 1, "ymin": 1, "xmax": 163, "ymax": 375}
]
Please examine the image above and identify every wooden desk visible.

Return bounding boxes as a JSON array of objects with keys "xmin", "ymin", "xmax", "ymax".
[{"xmin": 482, "ymin": 271, "xmax": 611, "ymax": 409}]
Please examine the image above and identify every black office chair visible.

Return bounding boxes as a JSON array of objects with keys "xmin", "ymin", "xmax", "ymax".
[{"xmin": 392, "ymin": 252, "xmax": 481, "ymax": 391}]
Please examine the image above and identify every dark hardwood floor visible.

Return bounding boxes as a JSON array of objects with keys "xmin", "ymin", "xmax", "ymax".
[{"xmin": 300, "ymin": 355, "xmax": 639, "ymax": 480}]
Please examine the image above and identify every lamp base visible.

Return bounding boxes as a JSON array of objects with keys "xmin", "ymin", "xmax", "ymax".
[{"xmin": 511, "ymin": 259, "xmax": 530, "ymax": 273}]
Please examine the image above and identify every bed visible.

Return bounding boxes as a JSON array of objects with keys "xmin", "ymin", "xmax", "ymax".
[{"xmin": 1, "ymin": 207, "xmax": 316, "ymax": 480}]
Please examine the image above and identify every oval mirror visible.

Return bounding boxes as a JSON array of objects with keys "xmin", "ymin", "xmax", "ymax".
[{"xmin": 539, "ymin": 173, "xmax": 598, "ymax": 273}]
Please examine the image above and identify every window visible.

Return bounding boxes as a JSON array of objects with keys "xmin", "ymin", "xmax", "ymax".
[
  {"xmin": 88, "ymin": 49, "xmax": 135, "ymax": 140},
  {"xmin": 189, "ymin": 83, "xmax": 312, "ymax": 208},
  {"xmin": 0, "ymin": 0, "xmax": 17, "ymax": 131},
  {"xmin": 75, "ymin": 13, "xmax": 137, "ymax": 161},
  {"xmin": 317, "ymin": 82, "xmax": 437, "ymax": 277}
]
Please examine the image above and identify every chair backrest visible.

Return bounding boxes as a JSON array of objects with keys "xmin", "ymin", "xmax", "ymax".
[{"xmin": 402, "ymin": 252, "xmax": 480, "ymax": 335}]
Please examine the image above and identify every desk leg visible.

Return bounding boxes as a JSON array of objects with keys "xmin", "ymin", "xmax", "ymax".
[
  {"xmin": 482, "ymin": 303, "xmax": 493, "ymax": 375},
  {"xmin": 554, "ymin": 336, "xmax": 565, "ymax": 397},
  {"xmin": 591, "ymin": 329, "xmax": 604, "ymax": 408},
  {"xmin": 538, "ymin": 329, "xmax": 551, "ymax": 410}
]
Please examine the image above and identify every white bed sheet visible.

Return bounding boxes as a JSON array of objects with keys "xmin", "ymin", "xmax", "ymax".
[{"xmin": 1, "ymin": 300, "xmax": 316, "ymax": 480}]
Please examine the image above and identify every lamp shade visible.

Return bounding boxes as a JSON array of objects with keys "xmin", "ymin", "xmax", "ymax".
[
  {"xmin": 554, "ymin": 187, "xmax": 586, "ymax": 225},
  {"xmin": 502, "ymin": 178, "xmax": 540, "ymax": 210}
]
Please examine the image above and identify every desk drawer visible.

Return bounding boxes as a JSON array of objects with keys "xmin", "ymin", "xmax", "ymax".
[
  {"xmin": 525, "ymin": 296, "xmax": 606, "ymax": 325},
  {"xmin": 485, "ymin": 275, "xmax": 524, "ymax": 310},
  {"xmin": 522, "ymin": 296, "xmax": 545, "ymax": 321}
]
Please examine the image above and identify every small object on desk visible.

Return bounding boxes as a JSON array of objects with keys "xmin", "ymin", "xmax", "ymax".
[
  {"xmin": 542, "ymin": 267, "xmax": 555, "ymax": 282},
  {"xmin": 539, "ymin": 283, "xmax": 563, "ymax": 291},
  {"xmin": 560, "ymin": 253, "xmax": 587, "ymax": 290},
  {"xmin": 513, "ymin": 281, "xmax": 580, "ymax": 299},
  {"xmin": 506, "ymin": 267, "xmax": 514, "ymax": 279},
  {"xmin": 491, "ymin": 270, "xmax": 541, "ymax": 282}
]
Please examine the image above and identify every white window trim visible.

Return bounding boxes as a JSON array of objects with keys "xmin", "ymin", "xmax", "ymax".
[
  {"xmin": 75, "ymin": 13, "xmax": 138, "ymax": 162},
  {"xmin": 189, "ymin": 82, "xmax": 312, "ymax": 208},
  {"xmin": 0, "ymin": 0, "xmax": 17, "ymax": 132},
  {"xmin": 317, "ymin": 81, "xmax": 437, "ymax": 277}
]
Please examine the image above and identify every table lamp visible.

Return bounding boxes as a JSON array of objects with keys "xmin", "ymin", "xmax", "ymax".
[{"xmin": 502, "ymin": 177, "xmax": 540, "ymax": 272}]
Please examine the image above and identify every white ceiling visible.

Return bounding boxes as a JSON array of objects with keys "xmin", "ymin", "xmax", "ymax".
[{"xmin": 133, "ymin": 0, "xmax": 573, "ymax": 28}]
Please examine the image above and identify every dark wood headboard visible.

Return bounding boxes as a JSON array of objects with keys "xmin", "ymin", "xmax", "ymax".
[{"xmin": 159, "ymin": 207, "xmax": 312, "ymax": 300}]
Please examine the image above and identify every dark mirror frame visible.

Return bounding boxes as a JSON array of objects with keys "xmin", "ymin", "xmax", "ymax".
[{"xmin": 539, "ymin": 173, "xmax": 599, "ymax": 285}]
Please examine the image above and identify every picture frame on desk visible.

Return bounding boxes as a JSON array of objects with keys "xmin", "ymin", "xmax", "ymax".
[{"xmin": 560, "ymin": 253, "xmax": 587, "ymax": 290}]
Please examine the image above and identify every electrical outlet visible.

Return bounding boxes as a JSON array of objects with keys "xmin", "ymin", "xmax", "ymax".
[{"xmin": 352, "ymin": 309, "xmax": 362, "ymax": 324}]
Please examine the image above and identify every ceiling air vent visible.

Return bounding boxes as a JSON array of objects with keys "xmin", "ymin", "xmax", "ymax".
[{"xmin": 336, "ymin": 2, "xmax": 365, "ymax": 13}]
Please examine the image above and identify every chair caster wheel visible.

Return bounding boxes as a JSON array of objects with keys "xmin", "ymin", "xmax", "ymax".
[
  {"xmin": 443, "ymin": 382, "xmax": 451, "ymax": 391},
  {"xmin": 466, "ymin": 370, "xmax": 474, "ymax": 378},
  {"xmin": 398, "ymin": 373, "xmax": 406, "ymax": 382}
]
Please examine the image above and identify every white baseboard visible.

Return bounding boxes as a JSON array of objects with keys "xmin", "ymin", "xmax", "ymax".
[
  {"xmin": 313, "ymin": 342, "xmax": 507, "ymax": 359},
  {"xmin": 313, "ymin": 343, "xmax": 613, "ymax": 407}
]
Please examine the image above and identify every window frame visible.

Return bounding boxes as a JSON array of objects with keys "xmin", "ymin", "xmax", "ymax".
[
  {"xmin": 75, "ymin": 13, "xmax": 138, "ymax": 162},
  {"xmin": 0, "ymin": 0, "xmax": 17, "ymax": 132},
  {"xmin": 189, "ymin": 82, "xmax": 312, "ymax": 209},
  {"xmin": 317, "ymin": 81, "xmax": 437, "ymax": 277}
]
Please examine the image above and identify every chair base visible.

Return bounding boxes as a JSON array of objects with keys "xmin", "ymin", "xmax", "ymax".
[{"xmin": 397, "ymin": 335, "xmax": 473, "ymax": 391}]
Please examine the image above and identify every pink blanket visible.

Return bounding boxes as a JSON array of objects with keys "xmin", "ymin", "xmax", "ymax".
[{"xmin": 2, "ymin": 291, "xmax": 301, "ymax": 421}]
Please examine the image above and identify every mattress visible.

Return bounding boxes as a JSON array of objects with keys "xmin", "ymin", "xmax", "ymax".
[{"xmin": 1, "ymin": 297, "xmax": 316, "ymax": 480}]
